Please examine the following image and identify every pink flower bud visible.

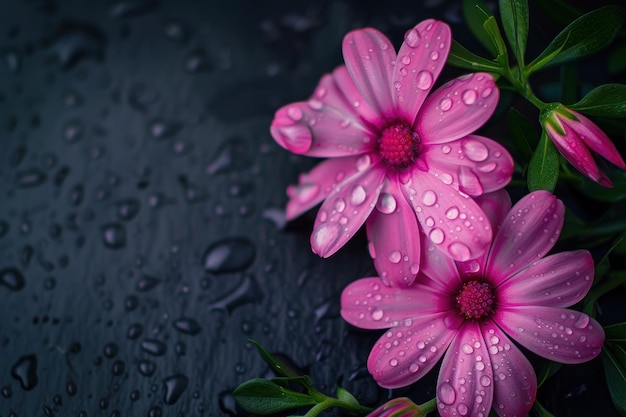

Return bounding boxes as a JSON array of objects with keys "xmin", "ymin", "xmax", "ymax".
[{"xmin": 367, "ymin": 397, "xmax": 424, "ymax": 417}]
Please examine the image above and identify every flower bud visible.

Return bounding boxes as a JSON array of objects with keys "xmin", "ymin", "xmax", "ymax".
[{"xmin": 367, "ymin": 397, "xmax": 424, "ymax": 417}]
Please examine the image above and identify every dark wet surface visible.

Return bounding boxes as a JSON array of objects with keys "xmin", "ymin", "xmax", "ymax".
[{"xmin": 0, "ymin": 1, "xmax": 622, "ymax": 416}]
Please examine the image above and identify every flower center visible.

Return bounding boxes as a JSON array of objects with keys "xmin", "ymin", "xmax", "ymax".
[
  {"xmin": 455, "ymin": 280, "xmax": 496, "ymax": 320},
  {"xmin": 378, "ymin": 122, "xmax": 420, "ymax": 169}
]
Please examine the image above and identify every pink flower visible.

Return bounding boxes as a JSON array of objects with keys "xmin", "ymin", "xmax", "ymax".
[
  {"xmin": 341, "ymin": 190, "xmax": 605, "ymax": 417},
  {"xmin": 270, "ymin": 20, "xmax": 514, "ymax": 286},
  {"xmin": 367, "ymin": 397, "xmax": 425, "ymax": 417},
  {"xmin": 542, "ymin": 103, "xmax": 626, "ymax": 187}
]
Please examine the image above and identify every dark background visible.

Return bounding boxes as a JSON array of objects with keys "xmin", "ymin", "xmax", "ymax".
[{"xmin": 0, "ymin": 1, "xmax": 622, "ymax": 416}]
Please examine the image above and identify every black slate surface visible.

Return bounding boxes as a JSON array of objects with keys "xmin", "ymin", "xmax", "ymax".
[{"xmin": 0, "ymin": 1, "xmax": 622, "ymax": 416}]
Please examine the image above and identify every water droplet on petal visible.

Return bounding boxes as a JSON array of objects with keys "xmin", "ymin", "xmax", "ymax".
[
  {"xmin": 574, "ymin": 313, "xmax": 590, "ymax": 329},
  {"xmin": 290, "ymin": 183, "xmax": 319, "ymax": 203},
  {"xmin": 334, "ymin": 198, "xmax": 346, "ymax": 212},
  {"xmin": 351, "ymin": 185, "xmax": 366, "ymax": 206},
  {"xmin": 404, "ymin": 28, "xmax": 421, "ymax": 48},
  {"xmin": 389, "ymin": 358, "xmax": 399, "ymax": 367},
  {"xmin": 481, "ymin": 87, "xmax": 493, "ymax": 98},
  {"xmin": 376, "ymin": 193, "xmax": 397, "ymax": 214},
  {"xmin": 480, "ymin": 375, "xmax": 491, "ymax": 387},
  {"xmin": 371, "ymin": 308, "xmax": 384, "ymax": 321},
  {"xmin": 462, "ymin": 343, "xmax": 474, "ymax": 354},
  {"xmin": 463, "ymin": 140, "xmax": 489, "ymax": 162},
  {"xmin": 409, "ymin": 363, "xmax": 420, "ymax": 373},
  {"xmin": 457, "ymin": 403, "xmax": 469, "ymax": 416},
  {"xmin": 422, "ymin": 190, "xmax": 437, "ymax": 206},
  {"xmin": 440, "ymin": 97, "xmax": 452, "ymax": 112},
  {"xmin": 438, "ymin": 382, "xmax": 456, "ymax": 405},
  {"xmin": 416, "ymin": 70, "xmax": 433, "ymax": 90},
  {"xmin": 355, "ymin": 155, "xmax": 371, "ymax": 171},
  {"xmin": 312, "ymin": 223, "xmax": 342, "ymax": 255},
  {"xmin": 287, "ymin": 106, "xmax": 302, "ymax": 121},
  {"xmin": 462, "ymin": 89, "xmax": 477, "ymax": 105},
  {"xmin": 445, "ymin": 206, "xmax": 459, "ymax": 219},
  {"xmin": 448, "ymin": 242, "xmax": 471, "ymax": 261},
  {"xmin": 388, "ymin": 250, "xmax": 401, "ymax": 264},
  {"xmin": 429, "ymin": 228, "xmax": 444, "ymax": 244},
  {"xmin": 430, "ymin": 51, "xmax": 439, "ymax": 60}
]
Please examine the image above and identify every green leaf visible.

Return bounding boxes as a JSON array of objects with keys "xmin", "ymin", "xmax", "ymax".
[
  {"xmin": 448, "ymin": 40, "xmax": 502, "ymax": 73},
  {"xmin": 483, "ymin": 16, "xmax": 508, "ymax": 64},
  {"xmin": 528, "ymin": 131, "xmax": 559, "ymax": 192},
  {"xmin": 605, "ymin": 322, "xmax": 626, "ymax": 343},
  {"xmin": 462, "ymin": 0, "xmax": 498, "ymax": 56},
  {"xmin": 249, "ymin": 339, "xmax": 300, "ymax": 379},
  {"xmin": 529, "ymin": 6, "xmax": 625, "ymax": 71},
  {"xmin": 499, "ymin": 0, "xmax": 529, "ymax": 65},
  {"xmin": 570, "ymin": 84, "xmax": 626, "ymax": 118},
  {"xmin": 536, "ymin": 359, "xmax": 562, "ymax": 388},
  {"xmin": 233, "ymin": 379, "xmax": 317, "ymax": 415},
  {"xmin": 602, "ymin": 346, "xmax": 626, "ymax": 415},
  {"xmin": 594, "ymin": 236, "xmax": 624, "ymax": 285},
  {"xmin": 336, "ymin": 387, "xmax": 360, "ymax": 408},
  {"xmin": 271, "ymin": 376, "xmax": 314, "ymax": 388},
  {"xmin": 506, "ymin": 108, "xmax": 537, "ymax": 162}
]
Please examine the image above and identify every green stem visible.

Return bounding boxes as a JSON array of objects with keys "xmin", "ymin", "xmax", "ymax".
[
  {"xmin": 303, "ymin": 398, "xmax": 335, "ymax": 417},
  {"xmin": 532, "ymin": 398, "xmax": 556, "ymax": 417},
  {"xmin": 418, "ymin": 398, "xmax": 438, "ymax": 415},
  {"xmin": 303, "ymin": 396, "xmax": 372, "ymax": 417}
]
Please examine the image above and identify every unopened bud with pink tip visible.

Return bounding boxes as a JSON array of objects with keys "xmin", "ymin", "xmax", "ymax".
[
  {"xmin": 541, "ymin": 103, "xmax": 626, "ymax": 187},
  {"xmin": 366, "ymin": 397, "xmax": 425, "ymax": 417}
]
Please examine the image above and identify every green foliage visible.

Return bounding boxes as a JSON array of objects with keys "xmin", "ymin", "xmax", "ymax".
[
  {"xmin": 571, "ymin": 84, "xmax": 626, "ymax": 118},
  {"xmin": 499, "ymin": 0, "xmax": 528, "ymax": 65},
  {"xmin": 528, "ymin": 6, "xmax": 625, "ymax": 72},
  {"xmin": 527, "ymin": 131, "xmax": 559, "ymax": 192}
]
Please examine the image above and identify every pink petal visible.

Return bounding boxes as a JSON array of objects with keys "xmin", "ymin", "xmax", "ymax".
[
  {"xmin": 392, "ymin": 20, "xmax": 451, "ymax": 124},
  {"xmin": 436, "ymin": 322, "xmax": 493, "ymax": 417},
  {"xmin": 416, "ymin": 73, "xmax": 499, "ymax": 144},
  {"xmin": 341, "ymin": 277, "xmax": 451, "ymax": 329},
  {"xmin": 310, "ymin": 160, "xmax": 386, "ymax": 257},
  {"xmin": 286, "ymin": 155, "xmax": 368, "ymax": 220},
  {"xmin": 342, "ymin": 28, "xmax": 396, "ymax": 119},
  {"xmin": 367, "ymin": 312, "xmax": 461, "ymax": 388},
  {"xmin": 496, "ymin": 250, "xmax": 594, "ymax": 307},
  {"xmin": 423, "ymin": 135, "xmax": 514, "ymax": 196},
  {"xmin": 494, "ymin": 306, "xmax": 605, "ymax": 364},
  {"xmin": 546, "ymin": 123, "xmax": 603, "ymax": 183},
  {"xmin": 270, "ymin": 94, "xmax": 375, "ymax": 158},
  {"xmin": 566, "ymin": 110, "xmax": 626, "ymax": 170},
  {"xmin": 332, "ymin": 65, "xmax": 381, "ymax": 126},
  {"xmin": 366, "ymin": 177, "xmax": 422, "ymax": 286},
  {"xmin": 486, "ymin": 190, "xmax": 563, "ymax": 284},
  {"xmin": 402, "ymin": 169, "xmax": 493, "ymax": 262},
  {"xmin": 480, "ymin": 324, "xmax": 536, "ymax": 417},
  {"xmin": 455, "ymin": 190, "xmax": 511, "ymax": 278},
  {"xmin": 418, "ymin": 231, "xmax": 462, "ymax": 293}
]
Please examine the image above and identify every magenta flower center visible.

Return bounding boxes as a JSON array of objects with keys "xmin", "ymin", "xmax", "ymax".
[
  {"xmin": 378, "ymin": 122, "xmax": 420, "ymax": 169},
  {"xmin": 455, "ymin": 280, "xmax": 496, "ymax": 320}
]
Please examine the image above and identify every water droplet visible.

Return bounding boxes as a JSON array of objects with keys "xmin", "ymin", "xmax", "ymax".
[
  {"xmin": 463, "ymin": 140, "xmax": 489, "ymax": 162},
  {"xmin": 404, "ymin": 27, "xmax": 421, "ymax": 48},
  {"xmin": 127, "ymin": 323, "xmax": 143, "ymax": 339},
  {"xmin": 101, "ymin": 223, "xmax": 127, "ymax": 249},
  {"xmin": 203, "ymin": 237, "xmax": 256, "ymax": 273},
  {"xmin": 351, "ymin": 185, "xmax": 366, "ymax": 205},
  {"xmin": 312, "ymin": 223, "xmax": 342, "ymax": 255},
  {"xmin": 355, "ymin": 154, "xmax": 371, "ymax": 171},
  {"xmin": 388, "ymin": 250, "xmax": 401, "ymax": 264},
  {"xmin": 116, "ymin": 198, "xmax": 141, "ymax": 221},
  {"xmin": 16, "ymin": 168, "xmax": 47, "ymax": 188},
  {"xmin": 440, "ymin": 97, "xmax": 452, "ymax": 112},
  {"xmin": 173, "ymin": 318, "xmax": 202, "ymax": 335},
  {"xmin": 480, "ymin": 375, "xmax": 491, "ymax": 387},
  {"xmin": 416, "ymin": 70, "xmax": 433, "ymax": 90},
  {"xmin": 141, "ymin": 339, "xmax": 167, "ymax": 356},
  {"xmin": 389, "ymin": 358, "xmax": 399, "ymax": 367},
  {"xmin": 287, "ymin": 106, "xmax": 303, "ymax": 121},
  {"xmin": 206, "ymin": 138, "xmax": 249, "ymax": 175},
  {"xmin": 462, "ymin": 89, "xmax": 477, "ymax": 105},
  {"xmin": 481, "ymin": 88, "xmax": 493, "ymax": 98},
  {"xmin": 445, "ymin": 206, "xmax": 459, "ymax": 220},
  {"xmin": 430, "ymin": 51, "xmax": 439, "ymax": 60},
  {"xmin": 457, "ymin": 403, "xmax": 469, "ymax": 416},
  {"xmin": 184, "ymin": 49, "xmax": 213, "ymax": 73},
  {"xmin": 422, "ymin": 190, "xmax": 437, "ymax": 206},
  {"xmin": 136, "ymin": 275, "xmax": 159, "ymax": 292},
  {"xmin": 429, "ymin": 228, "xmax": 444, "ymax": 244},
  {"xmin": 448, "ymin": 242, "xmax": 471, "ymax": 261},
  {"xmin": 207, "ymin": 274, "xmax": 263, "ymax": 313},
  {"xmin": 371, "ymin": 308, "xmax": 384, "ymax": 321},
  {"xmin": 11, "ymin": 354, "xmax": 38, "ymax": 390},
  {"xmin": 163, "ymin": 374, "xmax": 189, "ymax": 405},
  {"xmin": 0, "ymin": 267, "xmax": 26, "ymax": 291},
  {"xmin": 574, "ymin": 313, "xmax": 590, "ymax": 329},
  {"xmin": 138, "ymin": 360, "xmax": 157, "ymax": 377},
  {"xmin": 438, "ymin": 382, "xmax": 456, "ymax": 405},
  {"xmin": 376, "ymin": 193, "xmax": 397, "ymax": 214},
  {"xmin": 462, "ymin": 343, "xmax": 474, "ymax": 354}
]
